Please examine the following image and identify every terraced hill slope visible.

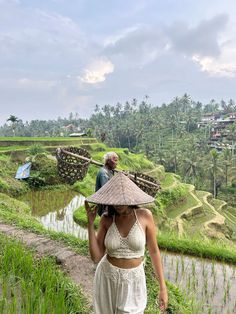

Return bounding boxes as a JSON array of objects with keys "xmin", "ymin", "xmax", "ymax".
[
  {"xmin": 153, "ymin": 170, "xmax": 236, "ymax": 246},
  {"xmin": 1, "ymin": 138, "xmax": 235, "ymax": 246}
]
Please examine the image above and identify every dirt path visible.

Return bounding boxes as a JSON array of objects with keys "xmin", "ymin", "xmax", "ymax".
[{"xmin": 0, "ymin": 221, "xmax": 94, "ymax": 308}]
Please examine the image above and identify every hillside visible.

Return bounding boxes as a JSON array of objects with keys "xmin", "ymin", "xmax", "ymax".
[
  {"xmin": 0, "ymin": 137, "xmax": 235, "ymax": 248},
  {"xmin": 0, "ymin": 138, "xmax": 195, "ymax": 313}
]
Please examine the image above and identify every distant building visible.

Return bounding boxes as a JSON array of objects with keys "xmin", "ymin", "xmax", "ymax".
[
  {"xmin": 229, "ymin": 112, "xmax": 236, "ymax": 119},
  {"xmin": 69, "ymin": 132, "xmax": 87, "ymax": 137},
  {"xmin": 201, "ymin": 114, "xmax": 216, "ymax": 122}
]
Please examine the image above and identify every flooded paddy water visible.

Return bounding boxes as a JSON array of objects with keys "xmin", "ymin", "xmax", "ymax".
[
  {"xmin": 21, "ymin": 190, "xmax": 236, "ymax": 313},
  {"xmin": 20, "ymin": 190, "xmax": 87, "ymax": 240},
  {"xmin": 162, "ymin": 252, "xmax": 236, "ymax": 314}
]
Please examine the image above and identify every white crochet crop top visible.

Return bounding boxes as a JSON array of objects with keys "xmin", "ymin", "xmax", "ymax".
[{"xmin": 104, "ymin": 210, "xmax": 146, "ymax": 259}]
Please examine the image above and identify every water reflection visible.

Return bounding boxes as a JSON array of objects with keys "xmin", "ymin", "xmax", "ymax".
[
  {"xmin": 162, "ymin": 252, "xmax": 236, "ymax": 314},
  {"xmin": 40, "ymin": 194, "xmax": 88, "ymax": 240},
  {"xmin": 21, "ymin": 190, "xmax": 88, "ymax": 240}
]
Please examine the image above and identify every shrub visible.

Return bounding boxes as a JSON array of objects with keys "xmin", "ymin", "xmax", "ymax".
[
  {"xmin": 30, "ymin": 153, "xmax": 61, "ymax": 185},
  {"xmin": 26, "ymin": 173, "xmax": 46, "ymax": 188},
  {"xmin": 27, "ymin": 144, "xmax": 46, "ymax": 156},
  {"xmin": 155, "ymin": 184, "xmax": 188, "ymax": 210}
]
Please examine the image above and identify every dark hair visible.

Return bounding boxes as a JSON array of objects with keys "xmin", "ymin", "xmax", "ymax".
[
  {"xmin": 111, "ymin": 205, "xmax": 139, "ymax": 216},
  {"xmin": 107, "ymin": 205, "xmax": 115, "ymax": 216}
]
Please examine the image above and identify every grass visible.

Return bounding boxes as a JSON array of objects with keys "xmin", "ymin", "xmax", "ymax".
[
  {"xmin": 195, "ymin": 190, "xmax": 213, "ymax": 212},
  {"xmin": 0, "ymin": 192, "xmax": 89, "ymax": 256},
  {"xmin": 0, "ymin": 137, "xmax": 96, "ymax": 141},
  {"xmin": 0, "ymin": 234, "xmax": 90, "ymax": 314},
  {"xmin": 0, "ymin": 146, "xmax": 29, "ymax": 152},
  {"xmin": 210, "ymin": 198, "xmax": 226, "ymax": 211},
  {"xmin": 160, "ymin": 173, "xmax": 176, "ymax": 189},
  {"xmin": 0, "ymin": 188, "xmax": 196, "ymax": 313},
  {"xmin": 160, "ymin": 184, "xmax": 199, "ymax": 219},
  {"xmin": 145, "ymin": 255, "xmax": 192, "ymax": 314},
  {"xmin": 167, "ymin": 193, "xmax": 199, "ymax": 219},
  {"xmin": 73, "ymin": 205, "xmax": 100, "ymax": 229},
  {"xmin": 3, "ymin": 191, "xmax": 236, "ymax": 264},
  {"xmin": 157, "ymin": 231, "xmax": 236, "ymax": 264}
]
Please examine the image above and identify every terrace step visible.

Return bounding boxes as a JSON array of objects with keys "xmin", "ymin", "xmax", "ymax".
[{"xmin": 0, "ymin": 221, "xmax": 94, "ymax": 307}]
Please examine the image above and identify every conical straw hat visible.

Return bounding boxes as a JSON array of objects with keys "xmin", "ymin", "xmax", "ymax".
[{"xmin": 86, "ymin": 172, "xmax": 154, "ymax": 205}]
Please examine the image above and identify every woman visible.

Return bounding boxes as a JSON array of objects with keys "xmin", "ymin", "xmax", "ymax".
[{"xmin": 85, "ymin": 172, "xmax": 168, "ymax": 313}]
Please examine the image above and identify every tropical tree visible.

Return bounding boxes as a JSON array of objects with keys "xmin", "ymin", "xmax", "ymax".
[
  {"xmin": 208, "ymin": 149, "xmax": 223, "ymax": 198},
  {"xmin": 182, "ymin": 156, "xmax": 198, "ymax": 185},
  {"xmin": 7, "ymin": 115, "xmax": 19, "ymax": 136}
]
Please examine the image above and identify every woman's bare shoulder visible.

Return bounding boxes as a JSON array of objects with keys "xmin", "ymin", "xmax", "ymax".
[{"xmin": 136, "ymin": 208, "xmax": 153, "ymax": 220}]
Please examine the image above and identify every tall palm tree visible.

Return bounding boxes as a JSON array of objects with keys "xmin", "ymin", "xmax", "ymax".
[
  {"xmin": 7, "ymin": 115, "xmax": 19, "ymax": 136},
  {"xmin": 183, "ymin": 156, "xmax": 198, "ymax": 185},
  {"xmin": 220, "ymin": 148, "xmax": 232, "ymax": 187},
  {"xmin": 208, "ymin": 149, "xmax": 223, "ymax": 198}
]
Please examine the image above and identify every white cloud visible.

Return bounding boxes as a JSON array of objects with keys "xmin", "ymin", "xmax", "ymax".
[
  {"xmin": 192, "ymin": 55, "xmax": 236, "ymax": 77},
  {"xmin": 79, "ymin": 58, "xmax": 114, "ymax": 84},
  {"xmin": 192, "ymin": 38, "xmax": 236, "ymax": 78}
]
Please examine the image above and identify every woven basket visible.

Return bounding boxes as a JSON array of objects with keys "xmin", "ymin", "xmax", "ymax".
[
  {"xmin": 56, "ymin": 147, "xmax": 91, "ymax": 184},
  {"xmin": 129, "ymin": 172, "xmax": 161, "ymax": 197}
]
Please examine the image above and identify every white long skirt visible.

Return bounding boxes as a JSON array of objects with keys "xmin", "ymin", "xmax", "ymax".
[{"xmin": 93, "ymin": 255, "xmax": 147, "ymax": 314}]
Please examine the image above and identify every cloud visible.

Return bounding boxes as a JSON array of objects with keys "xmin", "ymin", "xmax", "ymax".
[
  {"xmin": 0, "ymin": 1, "xmax": 88, "ymax": 77},
  {"xmin": 79, "ymin": 58, "xmax": 114, "ymax": 84},
  {"xmin": 192, "ymin": 54, "xmax": 236, "ymax": 78},
  {"xmin": 103, "ymin": 25, "xmax": 169, "ymax": 69},
  {"xmin": 167, "ymin": 14, "xmax": 228, "ymax": 57}
]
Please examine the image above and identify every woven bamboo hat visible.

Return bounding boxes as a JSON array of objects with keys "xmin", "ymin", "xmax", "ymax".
[{"xmin": 86, "ymin": 172, "xmax": 154, "ymax": 205}]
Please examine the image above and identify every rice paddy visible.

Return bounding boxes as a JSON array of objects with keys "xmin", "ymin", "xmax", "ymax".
[
  {"xmin": 162, "ymin": 252, "xmax": 236, "ymax": 314},
  {"xmin": 0, "ymin": 235, "xmax": 90, "ymax": 314},
  {"xmin": 20, "ymin": 190, "xmax": 236, "ymax": 313},
  {"xmin": 20, "ymin": 190, "xmax": 88, "ymax": 239}
]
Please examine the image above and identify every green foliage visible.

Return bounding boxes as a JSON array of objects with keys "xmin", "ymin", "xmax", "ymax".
[
  {"xmin": 80, "ymin": 143, "xmax": 107, "ymax": 152},
  {"xmin": 0, "ymin": 155, "xmax": 29, "ymax": 196},
  {"xmin": 158, "ymin": 232, "xmax": 236, "ymax": 264},
  {"xmin": 27, "ymin": 144, "xmax": 46, "ymax": 156},
  {"xmin": 26, "ymin": 173, "xmax": 46, "ymax": 188},
  {"xmin": 0, "ymin": 176, "xmax": 29, "ymax": 196},
  {"xmin": 30, "ymin": 153, "xmax": 61, "ymax": 185},
  {"xmin": 145, "ymin": 255, "xmax": 192, "ymax": 313},
  {"xmin": 123, "ymin": 148, "xmax": 129, "ymax": 155},
  {"xmin": 0, "ymin": 154, "xmax": 17, "ymax": 176},
  {"xmin": 73, "ymin": 205, "xmax": 100, "ymax": 229},
  {"xmin": 73, "ymin": 171, "xmax": 95, "ymax": 196},
  {"xmin": 0, "ymin": 192, "xmax": 89, "ymax": 256},
  {"xmin": 0, "ymin": 235, "xmax": 90, "ymax": 313},
  {"xmin": 155, "ymin": 184, "xmax": 188, "ymax": 210},
  {"xmin": 232, "ymin": 180, "xmax": 236, "ymax": 188}
]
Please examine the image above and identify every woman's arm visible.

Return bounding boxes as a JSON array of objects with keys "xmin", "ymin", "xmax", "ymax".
[
  {"xmin": 145, "ymin": 209, "xmax": 168, "ymax": 312},
  {"xmin": 85, "ymin": 201, "xmax": 107, "ymax": 263}
]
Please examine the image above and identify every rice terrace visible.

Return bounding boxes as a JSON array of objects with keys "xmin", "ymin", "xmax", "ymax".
[{"xmin": 0, "ymin": 106, "xmax": 236, "ymax": 314}]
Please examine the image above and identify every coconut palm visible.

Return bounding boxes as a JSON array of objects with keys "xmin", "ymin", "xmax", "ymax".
[
  {"xmin": 7, "ymin": 115, "xmax": 19, "ymax": 136},
  {"xmin": 183, "ymin": 156, "xmax": 198, "ymax": 185},
  {"xmin": 208, "ymin": 149, "xmax": 223, "ymax": 198}
]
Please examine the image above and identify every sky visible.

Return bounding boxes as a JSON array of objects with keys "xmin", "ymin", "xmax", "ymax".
[{"xmin": 1, "ymin": 0, "xmax": 236, "ymax": 126}]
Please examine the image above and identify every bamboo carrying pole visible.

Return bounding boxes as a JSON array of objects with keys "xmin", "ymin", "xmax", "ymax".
[{"xmin": 59, "ymin": 148, "xmax": 160, "ymax": 188}]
